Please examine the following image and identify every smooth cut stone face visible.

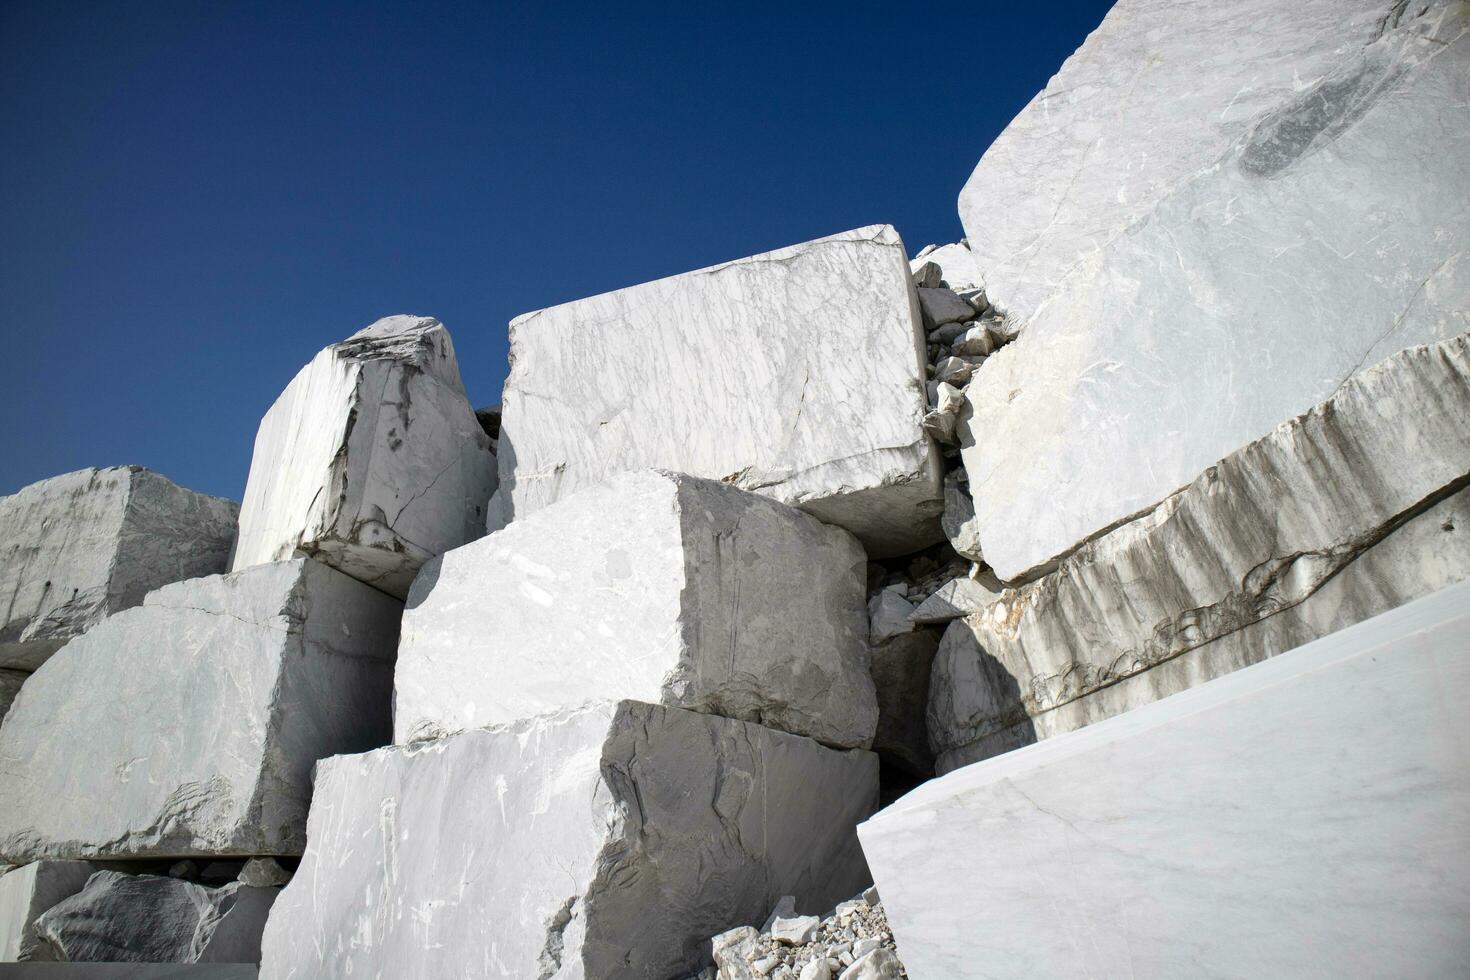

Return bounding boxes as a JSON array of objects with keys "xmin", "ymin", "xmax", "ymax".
[
  {"xmin": 0, "ymin": 861, "xmax": 96, "ymax": 961},
  {"xmin": 232, "ymin": 316, "xmax": 497, "ymax": 599},
  {"xmin": 259, "ymin": 700, "xmax": 878, "ymax": 980},
  {"xmin": 959, "ymin": 4, "xmax": 1470, "ymax": 579},
  {"xmin": 493, "ymin": 225, "xmax": 943, "ymax": 558},
  {"xmin": 0, "ymin": 559, "xmax": 401, "ymax": 861},
  {"xmin": 0, "ymin": 467, "xmax": 239, "ymax": 671},
  {"xmin": 394, "ymin": 470, "xmax": 878, "ymax": 749},
  {"xmin": 864, "ymin": 580, "xmax": 1470, "ymax": 979}
]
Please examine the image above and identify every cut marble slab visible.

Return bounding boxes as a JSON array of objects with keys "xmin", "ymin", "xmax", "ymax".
[
  {"xmin": 0, "ymin": 466, "xmax": 238, "ymax": 670},
  {"xmin": 394, "ymin": 470, "xmax": 877, "ymax": 749},
  {"xmin": 232, "ymin": 315, "xmax": 496, "ymax": 599},
  {"xmin": 960, "ymin": 4, "xmax": 1470, "ymax": 579},
  {"xmin": 932, "ymin": 335, "xmax": 1470, "ymax": 767},
  {"xmin": 258, "ymin": 700, "xmax": 877, "ymax": 980},
  {"xmin": 0, "ymin": 559, "xmax": 401, "ymax": 860},
  {"xmin": 864, "ymin": 578, "xmax": 1470, "ymax": 979},
  {"xmin": 33, "ymin": 871, "xmax": 276, "ymax": 964},
  {"xmin": 492, "ymin": 225, "xmax": 943, "ymax": 557},
  {"xmin": 0, "ymin": 861, "xmax": 96, "ymax": 961}
]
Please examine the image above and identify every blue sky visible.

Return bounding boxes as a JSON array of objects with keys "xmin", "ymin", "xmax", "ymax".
[{"xmin": 1, "ymin": 1, "xmax": 1114, "ymax": 499}]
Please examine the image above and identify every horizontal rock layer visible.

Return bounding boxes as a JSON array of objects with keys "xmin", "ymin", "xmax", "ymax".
[
  {"xmin": 961, "ymin": 3, "xmax": 1470, "ymax": 579},
  {"xmin": 232, "ymin": 315, "xmax": 496, "ymax": 599},
  {"xmin": 933, "ymin": 335, "xmax": 1470, "ymax": 767},
  {"xmin": 493, "ymin": 225, "xmax": 943, "ymax": 557},
  {"xmin": 865, "ymin": 580, "xmax": 1470, "ymax": 978},
  {"xmin": 259, "ymin": 700, "xmax": 877, "ymax": 980},
  {"xmin": 395, "ymin": 470, "xmax": 877, "ymax": 748},
  {"xmin": 0, "ymin": 466, "xmax": 238, "ymax": 670},
  {"xmin": 0, "ymin": 559, "xmax": 401, "ymax": 860}
]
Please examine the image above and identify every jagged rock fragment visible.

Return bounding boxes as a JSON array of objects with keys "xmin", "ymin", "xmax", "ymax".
[
  {"xmin": 232, "ymin": 315, "xmax": 496, "ymax": 598},
  {"xmin": 0, "ymin": 467, "xmax": 237, "ymax": 670},
  {"xmin": 867, "ymin": 581, "xmax": 1470, "ymax": 977},
  {"xmin": 237, "ymin": 859, "xmax": 291, "ymax": 889},
  {"xmin": 940, "ymin": 471, "xmax": 982, "ymax": 561},
  {"xmin": 32, "ymin": 871, "xmax": 276, "ymax": 963},
  {"xmin": 908, "ymin": 575, "xmax": 999, "ymax": 625},
  {"xmin": 394, "ymin": 470, "xmax": 877, "ymax": 748},
  {"xmin": 258, "ymin": 701, "xmax": 877, "ymax": 980},
  {"xmin": 492, "ymin": 225, "xmax": 944, "ymax": 558},
  {"xmin": 0, "ymin": 861, "xmax": 95, "ymax": 961},
  {"xmin": 915, "ymin": 287, "xmax": 973, "ymax": 329},
  {"xmin": 932, "ymin": 336, "xmax": 1470, "ymax": 769},
  {"xmin": 0, "ymin": 559, "xmax": 401, "ymax": 860},
  {"xmin": 866, "ymin": 586, "xmax": 915, "ymax": 645}
]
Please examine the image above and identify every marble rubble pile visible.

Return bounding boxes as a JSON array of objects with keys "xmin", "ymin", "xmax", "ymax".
[{"xmin": 706, "ymin": 886, "xmax": 904, "ymax": 980}]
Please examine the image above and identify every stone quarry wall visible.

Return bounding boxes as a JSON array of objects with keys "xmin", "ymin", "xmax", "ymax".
[{"xmin": 1, "ymin": 1, "xmax": 1467, "ymax": 977}]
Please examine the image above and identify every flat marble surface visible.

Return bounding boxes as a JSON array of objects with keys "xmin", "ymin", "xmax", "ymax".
[{"xmin": 862, "ymin": 578, "xmax": 1470, "ymax": 979}]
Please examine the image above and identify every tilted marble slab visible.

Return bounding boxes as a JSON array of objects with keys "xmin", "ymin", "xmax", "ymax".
[
  {"xmin": 492, "ymin": 225, "xmax": 943, "ymax": 557},
  {"xmin": 0, "ymin": 861, "xmax": 96, "ymax": 961},
  {"xmin": 259, "ymin": 700, "xmax": 877, "ymax": 980},
  {"xmin": 863, "ymin": 578, "xmax": 1470, "ymax": 979},
  {"xmin": 232, "ymin": 316, "xmax": 496, "ymax": 599},
  {"xmin": 0, "ymin": 466, "xmax": 238, "ymax": 670},
  {"xmin": 960, "ymin": 3, "xmax": 1470, "ymax": 579},
  {"xmin": 0, "ymin": 559, "xmax": 401, "ymax": 860},
  {"xmin": 932, "ymin": 335, "xmax": 1470, "ymax": 768},
  {"xmin": 395, "ymin": 470, "xmax": 877, "ymax": 748}
]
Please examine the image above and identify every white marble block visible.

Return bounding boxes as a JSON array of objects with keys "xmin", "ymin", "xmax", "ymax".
[
  {"xmin": 0, "ymin": 861, "xmax": 96, "ymax": 961},
  {"xmin": 259, "ymin": 700, "xmax": 878, "ymax": 980},
  {"xmin": 863, "ymin": 579, "xmax": 1470, "ymax": 979},
  {"xmin": 394, "ymin": 469, "xmax": 878, "ymax": 749},
  {"xmin": 0, "ymin": 466, "xmax": 238, "ymax": 670},
  {"xmin": 232, "ymin": 316, "xmax": 496, "ymax": 599},
  {"xmin": 492, "ymin": 225, "xmax": 943, "ymax": 557},
  {"xmin": 956, "ymin": 2, "xmax": 1470, "ymax": 579},
  {"xmin": 0, "ymin": 559, "xmax": 401, "ymax": 860}
]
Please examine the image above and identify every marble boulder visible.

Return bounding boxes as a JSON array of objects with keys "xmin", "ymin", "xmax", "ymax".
[
  {"xmin": 958, "ymin": 1, "xmax": 1470, "ymax": 579},
  {"xmin": 865, "ymin": 580, "xmax": 1470, "ymax": 978},
  {"xmin": 259, "ymin": 700, "xmax": 877, "ymax": 980},
  {"xmin": 932, "ymin": 335, "xmax": 1470, "ymax": 770},
  {"xmin": 0, "ymin": 559, "xmax": 401, "ymax": 860},
  {"xmin": 0, "ymin": 466, "xmax": 238, "ymax": 671},
  {"xmin": 0, "ymin": 861, "xmax": 96, "ymax": 961},
  {"xmin": 394, "ymin": 470, "xmax": 878, "ymax": 749},
  {"xmin": 492, "ymin": 225, "xmax": 943, "ymax": 557},
  {"xmin": 33, "ymin": 871, "xmax": 276, "ymax": 963},
  {"xmin": 232, "ymin": 316, "xmax": 496, "ymax": 599}
]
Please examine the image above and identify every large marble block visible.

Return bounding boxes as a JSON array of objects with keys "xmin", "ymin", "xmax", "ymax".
[
  {"xmin": 394, "ymin": 470, "xmax": 877, "ymax": 749},
  {"xmin": 863, "ymin": 579, "xmax": 1470, "ymax": 979},
  {"xmin": 232, "ymin": 316, "xmax": 496, "ymax": 599},
  {"xmin": 958, "ymin": 3, "xmax": 1470, "ymax": 579},
  {"xmin": 932, "ymin": 335, "xmax": 1470, "ymax": 769},
  {"xmin": 0, "ymin": 861, "xmax": 95, "ymax": 961},
  {"xmin": 0, "ymin": 559, "xmax": 401, "ymax": 860},
  {"xmin": 259, "ymin": 700, "xmax": 877, "ymax": 980},
  {"xmin": 492, "ymin": 225, "xmax": 943, "ymax": 557},
  {"xmin": 0, "ymin": 466, "xmax": 238, "ymax": 670}
]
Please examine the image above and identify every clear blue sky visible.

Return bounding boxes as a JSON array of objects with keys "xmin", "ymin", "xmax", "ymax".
[{"xmin": 1, "ymin": 1, "xmax": 1114, "ymax": 500}]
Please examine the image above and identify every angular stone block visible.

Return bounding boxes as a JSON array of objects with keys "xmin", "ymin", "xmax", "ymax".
[
  {"xmin": 932, "ymin": 336, "xmax": 1470, "ymax": 768},
  {"xmin": 0, "ymin": 861, "xmax": 95, "ymax": 961},
  {"xmin": 864, "ymin": 580, "xmax": 1470, "ymax": 978},
  {"xmin": 394, "ymin": 470, "xmax": 877, "ymax": 748},
  {"xmin": 33, "ymin": 871, "xmax": 276, "ymax": 963},
  {"xmin": 0, "ymin": 559, "xmax": 401, "ymax": 860},
  {"xmin": 493, "ymin": 225, "xmax": 943, "ymax": 557},
  {"xmin": 0, "ymin": 467, "xmax": 238, "ymax": 670},
  {"xmin": 959, "ymin": 4, "xmax": 1470, "ymax": 579},
  {"xmin": 259, "ymin": 701, "xmax": 877, "ymax": 980},
  {"xmin": 232, "ymin": 316, "xmax": 496, "ymax": 599}
]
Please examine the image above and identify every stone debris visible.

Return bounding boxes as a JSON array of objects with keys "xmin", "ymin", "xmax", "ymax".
[
  {"xmin": 908, "ymin": 572, "xmax": 1000, "ymax": 626},
  {"xmin": 708, "ymin": 887, "xmax": 908, "ymax": 980},
  {"xmin": 236, "ymin": 859, "xmax": 291, "ymax": 889},
  {"xmin": 908, "ymin": 241, "xmax": 982, "ymax": 292},
  {"xmin": 939, "ymin": 470, "xmax": 982, "ymax": 561},
  {"xmin": 232, "ymin": 315, "xmax": 496, "ymax": 599},
  {"xmin": 866, "ymin": 586, "xmax": 916, "ymax": 644},
  {"xmin": 919, "ymin": 382, "xmax": 963, "ymax": 445},
  {"xmin": 0, "ymin": 559, "xmax": 401, "ymax": 860},
  {"xmin": 492, "ymin": 225, "xmax": 944, "ymax": 558},
  {"xmin": 0, "ymin": 466, "xmax": 237, "ymax": 672},
  {"xmin": 32, "ymin": 870, "xmax": 277, "ymax": 963},
  {"xmin": 394, "ymin": 470, "xmax": 878, "ymax": 749},
  {"xmin": 0, "ymin": 860, "xmax": 96, "ymax": 961},
  {"xmin": 257, "ymin": 700, "xmax": 878, "ymax": 980},
  {"xmin": 914, "ymin": 287, "xmax": 975, "ymax": 329}
]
